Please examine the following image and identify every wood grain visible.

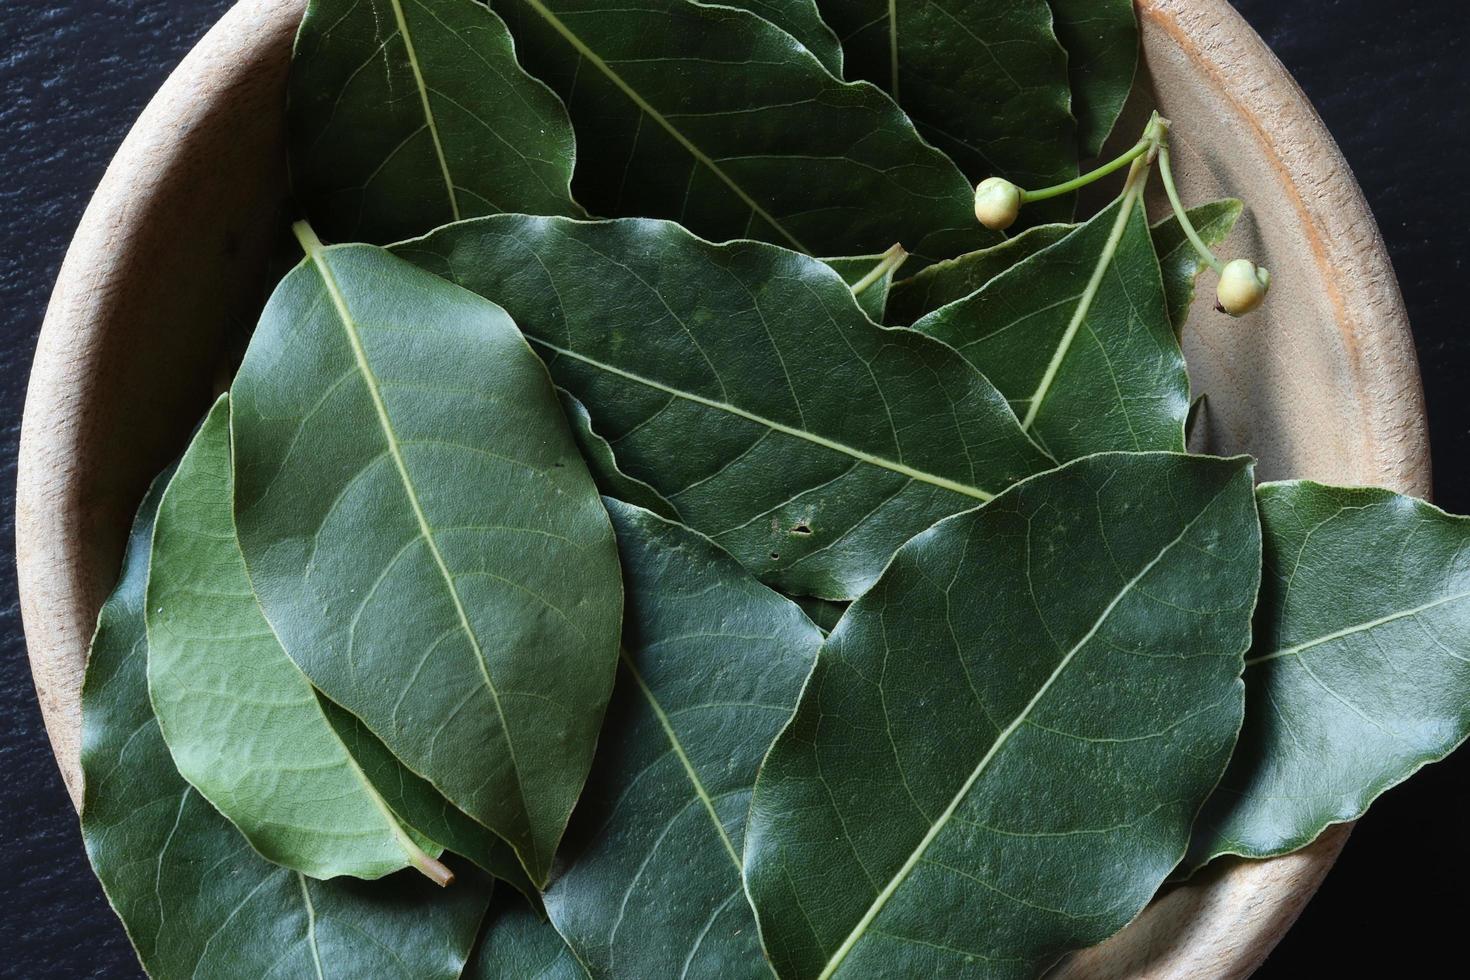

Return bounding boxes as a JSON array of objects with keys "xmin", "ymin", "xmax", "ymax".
[{"xmin": 14, "ymin": 0, "xmax": 1429, "ymax": 976}]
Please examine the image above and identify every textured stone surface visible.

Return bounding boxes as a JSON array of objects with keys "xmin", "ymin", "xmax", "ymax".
[{"xmin": 0, "ymin": 0, "xmax": 1464, "ymax": 976}]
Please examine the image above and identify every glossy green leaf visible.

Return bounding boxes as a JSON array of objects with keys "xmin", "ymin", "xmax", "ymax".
[
  {"xmin": 398, "ymin": 215, "xmax": 1055, "ymax": 600},
  {"xmin": 813, "ymin": 0, "xmax": 1076, "ymax": 208},
  {"xmin": 716, "ymin": 0, "xmax": 845, "ymax": 77},
  {"xmin": 1186, "ymin": 482, "xmax": 1470, "ymax": 870},
  {"xmin": 889, "ymin": 202, "xmax": 1239, "ymax": 329},
  {"xmin": 1153, "ymin": 199, "xmax": 1242, "ymax": 331},
  {"xmin": 823, "ymin": 249, "xmax": 907, "ymax": 322},
  {"xmin": 912, "ymin": 194, "xmax": 1187, "ymax": 461},
  {"xmin": 321, "ymin": 699, "xmax": 536, "ymax": 896},
  {"xmin": 745, "ymin": 452, "xmax": 1260, "ymax": 979},
  {"xmin": 887, "ymin": 224, "xmax": 1071, "ymax": 325},
  {"xmin": 488, "ymin": 0, "xmax": 994, "ymax": 260},
  {"xmin": 1047, "ymin": 0, "xmax": 1139, "ymax": 157},
  {"xmin": 544, "ymin": 500, "xmax": 822, "ymax": 977},
  {"xmin": 289, "ymin": 0, "xmax": 581, "ymax": 244},
  {"xmin": 230, "ymin": 237, "xmax": 623, "ymax": 886},
  {"xmin": 81, "ymin": 474, "xmax": 490, "ymax": 980},
  {"xmin": 557, "ymin": 388, "xmax": 678, "ymax": 522},
  {"xmin": 469, "ymin": 891, "xmax": 589, "ymax": 979},
  {"xmin": 147, "ymin": 397, "xmax": 450, "ymax": 883}
]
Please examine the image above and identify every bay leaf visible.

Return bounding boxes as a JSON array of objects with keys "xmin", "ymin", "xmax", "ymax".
[
  {"xmin": 718, "ymin": 0, "xmax": 845, "ymax": 77},
  {"xmin": 812, "ymin": 0, "xmax": 1076, "ymax": 213},
  {"xmin": 397, "ymin": 215, "xmax": 1055, "ymax": 600},
  {"xmin": 912, "ymin": 194, "xmax": 1188, "ymax": 461},
  {"xmin": 470, "ymin": 891, "xmax": 588, "ymax": 979},
  {"xmin": 81, "ymin": 472, "xmax": 490, "ymax": 980},
  {"xmin": 1185, "ymin": 482, "xmax": 1470, "ymax": 870},
  {"xmin": 544, "ymin": 499, "xmax": 822, "ymax": 977},
  {"xmin": 147, "ymin": 397, "xmax": 447, "ymax": 883},
  {"xmin": 487, "ymin": 0, "xmax": 994, "ymax": 260},
  {"xmin": 230, "ymin": 235, "xmax": 624, "ymax": 886},
  {"xmin": 744, "ymin": 451, "xmax": 1259, "ymax": 979},
  {"xmin": 1153, "ymin": 199, "xmax": 1242, "ymax": 330},
  {"xmin": 890, "ymin": 201, "xmax": 1239, "ymax": 329},
  {"xmin": 558, "ymin": 388, "xmax": 679, "ymax": 522},
  {"xmin": 887, "ymin": 224, "xmax": 1071, "ymax": 325},
  {"xmin": 289, "ymin": 0, "xmax": 581, "ymax": 244},
  {"xmin": 1047, "ymin": 0, "xmax": 1139, "ymax": 158}
]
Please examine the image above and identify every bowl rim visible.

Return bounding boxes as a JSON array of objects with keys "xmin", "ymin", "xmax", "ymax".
[{"xmin": 14, "ymin": 0, "xmax": 1429, "ymax": 977}]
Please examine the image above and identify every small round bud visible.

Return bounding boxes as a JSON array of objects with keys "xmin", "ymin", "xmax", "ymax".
[
  {"xmin": 974, "ymin": 177, "xmax": 1022, "ymax": 232},
  {"xmin": 1216, "ymin": 259, "xmax": 1271, "ymax": 317}
]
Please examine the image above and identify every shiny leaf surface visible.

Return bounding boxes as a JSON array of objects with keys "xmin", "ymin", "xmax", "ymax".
[
  {"xmin": 489, "ymin": 0, "xmax": 994, "ymax": 260},
  {"xmin": 290, "ymin": 0, "xmax": 581, "ymax": 244},
  {"xmin": 230, "ymin": 239, "xmax": 623, "ymax": 885},
  {"xmin": 912, "ymin": 194, "xmax": 1187, "ymax": 461},
  {"xmin": 745, "ymin": 452, "xmax": 1259, "ymax": 979},
  {"xmin": 717, "ymin": 0, "xmax": 844, "ymax": 76},
  {"xmin": 544, "ymin": 500, "xmax": 822, "ymax": 977},
  {"xmin": 398, "ymin": 215, "xmax": 1055, "ymax": 600},
  {"xmin": 813, "ymin": 0, "xmax": 1076, "ymax": 210},
  {"xmin": 1186, "ymin": 482, "xmax": 1470, "ymax": 869},
  {"xmin": 558, "ymin": 388, "xmax": 678, "ymax": 521},
  {"xmin": 81, "ymin": 476, "xmax": 490, "ymax": 980},
  {"xmin": 887, "ymin": 224, "xmax": 1070, "ymax": 325},
  {"xmin": 147, "ymin": 398, "xmax": 446, "ymax": 883},
  {"xmin": 469, "ymin": 891, "xmax": 589, "ymax": 979},
  {"xmin": 1047, "ymin": 0, "xmax": 1139, "ymax": 157}
]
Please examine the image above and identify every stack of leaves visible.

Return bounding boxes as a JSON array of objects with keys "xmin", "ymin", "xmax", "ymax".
[{"xmin": 75, "ymin": 1, "xmax": 1470, "ymax": 977}]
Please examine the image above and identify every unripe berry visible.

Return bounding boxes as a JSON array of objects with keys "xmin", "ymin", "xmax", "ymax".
[
  {"xmin": 1216, "ymin": 259, "xmax": 1271, "ymax": 317},
  {"xmin": 973, "ymin": 177, "xmax": 1022, "ymax": 232}
]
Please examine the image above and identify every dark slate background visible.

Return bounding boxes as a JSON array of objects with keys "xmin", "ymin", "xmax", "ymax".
[{"xmin": 1, "ymin": 0, "xmax": 1465, "ymax": 975}]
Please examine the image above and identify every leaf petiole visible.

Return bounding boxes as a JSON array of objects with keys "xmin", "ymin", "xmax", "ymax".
[
  {"xmin": 1018, "ymin": 136, "xmax": 1152, "ymax": 204},
  {"xmin": 1157, "ymin": 143, "xmax": 1227, "ymax": 275},
  {"xmin": 849, "ymin": 243, "xmax": 909, "ymax": 296}
]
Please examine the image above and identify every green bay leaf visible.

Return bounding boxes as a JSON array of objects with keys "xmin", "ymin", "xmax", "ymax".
[
  {"xmin": 398, "ymin": 215, "xmax": 1055, "ymax": 600},
  {"xmin": 813, "ymin": 0, "xmax": 1076, "ymax": 214},
  {"xmin": 890, "ymin": 201, "xmax": 1241, "ymax": 329},
  {"xmin": 716, "ymin": 0, "xmax": 845, "ymax": 76},
  {"xmin": 823, "ymin": 249, "xmax": 907, "ymax": 322},
  {"xmin": 544, "ymin": 500, "xmax": 822, "ymax": 977},
  {"xmin": 887, "ymin": 223, "xmax": 1072, "ymax": 325},
  {"xmin": 230, "ymin": 239, "xmax": 624, "ymax": 886},
  {"xmin": 81, "ymin": 472, "xmax": 490, "ymax": 980},
  {"xmin": 1186, "ymin": 482, "xmax": 1470, "ymax": 870},
  {"xmin": 470, "ymin": 890, "xmax": 589, "ymax": 979},
  {"xmin": 147, "ymin": 397, "xmax": 447, "ymax": 883},
  {"xmin": 744, "ymin": 452, "xmax": 1260, "ymax": 979},
  {"xmin": 912, "ymin": 193, "xmax": 1187, "ymax": 461},
  {"xmin": 488, "ymin": 0, "xmax": 994, "ymax": 260},
  {"xmin": 558, "ymin": 388, "xmax": 679, "ymax": 522},
  {"xmin": 1047, "ymin": 0, "xmax": 1139, "ymax": 157},
  {"xmin": 289, "ymin": 0, "xmax": 581, "ymax": 244}
]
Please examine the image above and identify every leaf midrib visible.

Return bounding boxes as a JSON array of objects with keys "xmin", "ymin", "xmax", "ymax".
[
  {"xmin": 815, "ymin": 477, "xmax": 1234, "ymax": 978},
  {"xmin": 388, "ymin": 0, "xmax": 461, "ymax": 220},
  {"xmin": 530, "ymin": 338, "xmax": 996, "ymax": 503},
  {"xmin": 621, "ymin": 651, "xmax": 741, "ymax": 870},
  {"xmin": 519, "ymin": 0, "xmax": 808, "ymax": 252},
  {"xmin": 1245, "ymin": 589, "xmax": 1470, "ymax": 666},
  {"xmin": 306, "ymin": 243, "xmax": 533, "ymax": 862},
  {"xmin": 1021, "ymin": 183, "xmax": 1143, "ymax": 431}
]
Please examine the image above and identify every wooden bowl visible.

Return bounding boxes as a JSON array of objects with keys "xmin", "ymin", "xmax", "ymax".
[{"xmin": 15, "ymin": 0, "xmax": 1429, "ymax": 976}]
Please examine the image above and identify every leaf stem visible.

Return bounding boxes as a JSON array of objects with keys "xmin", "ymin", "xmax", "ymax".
[
  {"xmin": 1157, "ymin": 143, "xmax": 1226, "ymax": 275},
  {"xmin": 293, "ymin": 220, "xmax": 326, "ymax": 258},
  {"xmin": 1019, "ymin": 137, "xmax": 1151, "ymax": 203},
  {"xmin": 849, "ymin": 243, "xmax": 909, "ymax": 296}
]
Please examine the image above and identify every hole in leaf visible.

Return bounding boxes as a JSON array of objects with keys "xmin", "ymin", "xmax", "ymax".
[{"xmin": 791, "ymin": 523, "xmax": 813, "ymax": 536}]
